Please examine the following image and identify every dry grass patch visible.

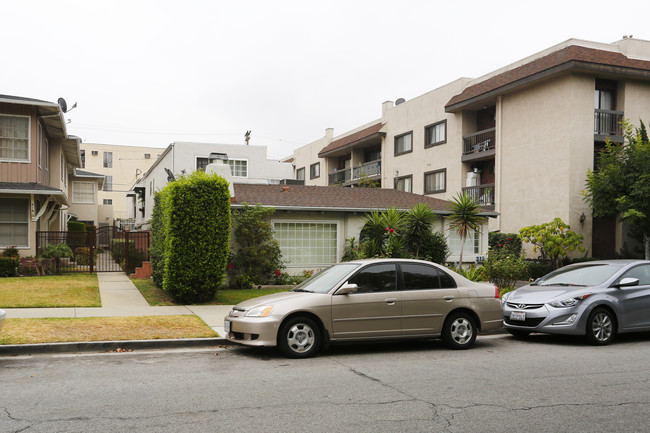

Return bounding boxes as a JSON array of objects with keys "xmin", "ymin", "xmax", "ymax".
[
  {"xmin": 0, "ymin": 316, "xmax": 217, "ymax": 345},
  {"xmin": 0, "ymin": 274, "xmax": 100, "ymax": 308}
]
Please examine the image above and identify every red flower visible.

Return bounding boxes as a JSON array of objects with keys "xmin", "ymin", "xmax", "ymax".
[
  {"xmin": 507, "ymin": 237, "xmax": 512, "ymax": 241},
  {"xmin": 389, "ymin": 228, "xmax": 395, "ymax": 233},
  {"xmin": 275, "ymin": 269, "xmax": 282, "ymax": 277},
  {"xmin": 386, "ymin": 227, "xmax": 390, "ymax": 231},
  {"xmin": 227, "ymin": 263, "xmax": 235, "ymax": 270},
  {"xmin": 498, "ymin": 244, "xmax": 502, "ymax": 247}
]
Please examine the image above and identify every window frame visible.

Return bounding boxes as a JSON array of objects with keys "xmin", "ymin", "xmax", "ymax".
[
  {"xmin": 0, "ymin": 197, "xmax": 30, "ymax": 248},
  {"xmin": 424, "ymin": 120, "xmax": 447, "ymax": 148},
  {"xmin": 424, "ymin": 168, "xmax": 447, "ymax": 194},
  {"xmin": 72, "ymin": 181, "xmax": 96, "ymax": 204},
  {"xmin": 228, "ymin": 158, "xmax": 248, "ymax": 177},
  {"xmin": 394, "ymin": 174, "xmax": 413, "ymax": 193},
  {"xmin": 103, "ymin": 151, "xmax": 113, "ymax": 168},
  {"xmin": 394, "ymin": 131, "xmax": 413, "ymax": 156},
  {"xmin": 0, "ymin": 114, "xmax": 30, "ymax": 163},
  {"xmin": 310, "ymin": 162, "xmax": 320, "ymax": 180},
  {"xmin": 104, "ymin": 175, "xmax": 113, "ymax": 192},
  {"xmin": 272, "ymin": 220, "xmax": 340, "ymax": 266},
  {"xmin": 296, "ymin": 167, "xmax": 305, "ymax": 181}
]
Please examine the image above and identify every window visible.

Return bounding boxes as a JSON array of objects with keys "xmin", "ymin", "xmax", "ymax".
[
  {"xmin": 72, "ymin": 181, "xmax": 95, "ymax": 204},
  {"xmin": 103, "ymin": 152, "xmax": 113, "ymax": 168},
  {"xmin": 448, "ymin": 227, "xmax": 480, "ymax": 256},
  {"xmin": 38, "ymin": 123, "xmax": 43, "ymax": 168},
  {"xmin": 61, "ymin": 154, "xmax": 65, "ymax": 181},
  {"xmin": 44, "ymin": 137, "xmax": 49, "ymax": 170},
  {"xmin": 196, "ymin": 157, "xmax": 209, "ymax": 171},
  {"xmin": 394, "ymin": 132, "xmax": 412, "ymax": 156},
  {"xmin": 273, "ymin": 221, "xmax": 338, "ymax": 265},
  {"xmin": 103, "ymin": 199, "xmax": 113, "ymax": 205},
  {"xmin": 401, "ymin": 263, "xmax": 457, "ymax": 290},
  {"xmin": 0, "ymin": 114, "xmax": 29, "ymax": 161},
  {"xmin": 620, "ymin": 265, "xmax": 650, "ymax": 285},
  {"xmin": 310, "ymin": 162, "xmax": 320, "ymax": 179},
  {"xmin": 296, "ymin": 167, "xmax": 305, "ymax": 181},
  {"xmin": 81, "ymin": 150, "xmax": 85, "ymax": 168},
  {"xmin": 229, "ymin": 159, "xmax": 248, "ymax": 177},
  {"xmin": 348, "ymin": 264, "xmax": 397, "ymax": 293},
  {"xmin": 395, "ymin": 175, "xmax": 412, "ymax": 193},
  {"xmin": 425, "ymin": 120, "xmax": 446, "ymax": 148},
  {"xmin": 104, "ymin": 176, "xmax": 113, "ymax": 191},
  {"xmin": 424, "ymin": 169, "xmax": 446, "ymax": 194},
  {"xmin": 0, "ymin": 198, "xmax": 29, "ymax": 247}
]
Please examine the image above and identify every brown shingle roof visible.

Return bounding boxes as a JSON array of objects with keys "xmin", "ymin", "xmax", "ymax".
[
  {"xmin": 318, "ymin": 122, "xmax": 385, "ymax": 157},
  {"xmin": 445, "ymin": 45, "xmax": 650, "ymax": 111},
  {"xmin": 232, "ymin": 183, "xmax": 495, "ymax": 215}
]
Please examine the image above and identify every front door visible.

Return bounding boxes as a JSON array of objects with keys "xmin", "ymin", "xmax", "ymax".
[{"xmin": 331, "ymin": 263, "xmax": 401, "ymax": 339}]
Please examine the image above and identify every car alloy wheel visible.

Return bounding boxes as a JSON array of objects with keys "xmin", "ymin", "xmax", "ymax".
[
  {"xmin": 442, "ymin": 312, "xmax": 477, "ymax": 350},
  {"xmin": 586, "ymin": 308, "xmax": 615, "ymax": 345},
  {"xmin": 279, "ymin": 316, "xmax": 321, "ymax": 358}
]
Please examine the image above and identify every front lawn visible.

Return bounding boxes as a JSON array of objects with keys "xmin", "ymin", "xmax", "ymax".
[
  {"xmin": 0, "ymin": 316, "xmax": 218, "ymax": 345},
  {"xmin": 0, "ymin": 274, "xmax": 101, "ymax": 308},
  {"xmin": 131, "ymin": 278, "xmax": 290, "ymax": 305}
]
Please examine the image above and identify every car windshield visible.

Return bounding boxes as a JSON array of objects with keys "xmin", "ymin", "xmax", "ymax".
[
  {"xmin": 535, "ymin": 264, "xmax": 625, "ymax": 287},
  {"xmin": 291, "ymin": 263, "xmax": 362, "ymax": 294}
]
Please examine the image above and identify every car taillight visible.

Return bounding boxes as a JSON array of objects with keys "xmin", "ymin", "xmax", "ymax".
[{"xmin": 495, "ymin": 286, "xmax": 500, "ymax": 298}]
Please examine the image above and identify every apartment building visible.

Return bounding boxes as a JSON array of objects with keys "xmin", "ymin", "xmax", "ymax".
[
  {"xmin": 292, "ymin": 38, "xmax": 650, "ymax": 258},
  {"xmin": 80, "ymin": 143, "xmax": 165, "ymax": 223},
  {"xmin": 0, "ymin": 94, "xmax": 81, "ymax": 256}
]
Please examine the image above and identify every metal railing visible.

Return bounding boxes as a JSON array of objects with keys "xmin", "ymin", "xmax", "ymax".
[
  {"xmin": 462, "ymin": 183, "xmax": 495, "ymax": 207},
  {"xmin": 353, "ymin": 160, "xmax": 381, "ymax": 180},
  {"xmin": 463, "ymin": 128, "xmax": 496, "ymax": 155},
  {"xmin": 328, "ymin": 168, "xmax": 351, "ymax": 185},
  {"xmin": 594, "ymin": 109, "xmax": 624, "ymax": 136}
]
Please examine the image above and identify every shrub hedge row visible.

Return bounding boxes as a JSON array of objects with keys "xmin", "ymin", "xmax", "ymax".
[
  {"xmin": 152, "ymin": 170, "xmax": 231, "ymax": 303},
  {"xmin": 0, "ymin": 256, "xmax": 19, "ymax": 277}
]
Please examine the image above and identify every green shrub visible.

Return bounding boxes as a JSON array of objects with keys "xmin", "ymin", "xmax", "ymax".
[
  {"xmin": 150, "ymin": 192, "xmax": 166, "ymax": 288},
  {"xmin": 162, "ymin": 170, "xmax": 231, "ymax": 303},
  {"xmin": 488, "ymin": 232, "xmax": 522, "ymax": 256},
  {"xmin": 39, "ymin": 243, "xmax": 73, "ymax": 274},
  {"xmin": 455, "ymin": 264, "xmax": 487, "ymax": 282},
  {"xmin": 519, "ymin": 218, "xmax": 585, "ymax": 269},
  {"xmin": 2, "ymin": 246, "xmax": 19, "ymax": 258},
  {"xmin": 0, "ymin": 256, "xmax": 19, "ymax": 277},
  {"xmin": 483, "ymin": 250, "xmax": 527, "ymax": 292},
  {"xmin": 418, "ymin": 231, "xmax": 450, "ymax": 264},
  {"xmin": 74, "ymin": 247, "xmax": 99, "ymax": 266},
  {"xmin": 67, "ymin": 221, "xmax": 87, "ymax": 252},
  {"xmin": 525, "ymin": 261, "xmax": 554, "ymax": 280},
  {"xmin": 110, "ymin": 239, "xmax": 145, "ymax": 274}
]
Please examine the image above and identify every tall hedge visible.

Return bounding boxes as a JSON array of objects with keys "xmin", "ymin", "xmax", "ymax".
[
  {"xmin": 158, "ymin": 170, "xmax": 231, "ymax": 303},
  {"xmin": 150, "ymin": 192, "xmax": 166, "ymax": 288}
]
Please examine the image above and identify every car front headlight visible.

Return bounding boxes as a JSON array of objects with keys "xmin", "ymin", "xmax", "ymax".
[
  {"xmin": 500, "ymin": 290, "xmax": 513, "ymax": 307},
  {"xmin": 244, "ymin": 306, "xmax": 274, "ymax": 317},
  {"xmin": 549, "ymin": 294, "xmax": 591, "ymax": 308}
]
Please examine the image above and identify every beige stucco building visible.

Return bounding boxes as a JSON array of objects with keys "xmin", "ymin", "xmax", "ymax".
[
  {"xmin": 291, "ymin": 38, "xmax": 650, "ymax": 258},
  {"xmin": 79, "ymin": 143, "xmax": 165, "ymax": 223}
]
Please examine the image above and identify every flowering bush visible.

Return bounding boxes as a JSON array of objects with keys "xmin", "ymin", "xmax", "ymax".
[
  {"xmin": 483, "ymin": 249, "xmax": 527, "ymax": 294},
  {"xmin": 2, "ymin": 245, "xmax": 19, "ymax": 258}
]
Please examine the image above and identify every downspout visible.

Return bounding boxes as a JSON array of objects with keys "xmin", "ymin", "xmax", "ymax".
[{"xmin": 495, "ymin": 95, "xmax": 503, "ymax": 232}]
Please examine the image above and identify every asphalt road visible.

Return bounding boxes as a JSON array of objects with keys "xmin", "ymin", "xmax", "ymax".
[{"xmin": 2, "ymin": 333, "xmax": 650, "ymax": 433}]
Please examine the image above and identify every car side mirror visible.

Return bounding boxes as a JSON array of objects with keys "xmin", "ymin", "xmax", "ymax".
[
  {"xmin": 616, "ymin": 277, "xmax": 640, "ymax": 288},
  {"xmin": 336, "ymin": 283, "xmax": 358, "ymax": 295}
]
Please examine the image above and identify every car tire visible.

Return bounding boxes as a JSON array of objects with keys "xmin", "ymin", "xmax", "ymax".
[
  {"xmin": 586, "ymin": 308, "xmax": 616, "ymax": 345},
  {"xmin": 442, "ymin": 312, "xmax": 477, "ymax": 350},
  {"xmin": 506, "ymin": 329, "xmax": 531, "ymax": 339},
  {"xmin": 278, "ymin": 316, "xmax": 321, "ymax": 358}
]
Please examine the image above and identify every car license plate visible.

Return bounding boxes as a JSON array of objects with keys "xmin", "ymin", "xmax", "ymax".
[
  {"xmin": 510, "ymin": 311, "xmax": 526, "ymax": 321},
  {"xmin": 224, "ymin": 320, "xmax": 230, "ymax": 334}
]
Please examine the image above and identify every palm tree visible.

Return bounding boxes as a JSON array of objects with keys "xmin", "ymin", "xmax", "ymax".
[{"xmin": 448, "ymin": 193, "xmax": 483, "ymax": 271}]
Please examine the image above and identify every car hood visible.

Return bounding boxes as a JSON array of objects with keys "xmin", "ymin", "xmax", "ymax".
[
  {"xmin": 233, "ymin": 291, "xmax": 311, "ymax": 310},
  {"xmin": 508, "ymin": 285, "xmax": 590, "ymax": 304}
]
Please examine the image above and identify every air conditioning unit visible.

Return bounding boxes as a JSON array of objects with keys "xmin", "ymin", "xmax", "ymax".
[
  {"xmin": 91, "ymin": 151, "xmax": 98, "ymax": 156},
  {"xmin": 144, "ymin": 153, "xmax": 151, "ymax": 159}
]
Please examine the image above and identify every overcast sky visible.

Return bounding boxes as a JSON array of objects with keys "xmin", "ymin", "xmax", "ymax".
[{"xmin": 3, "ymin": 1, "xmax": 648, "ymax": 159}]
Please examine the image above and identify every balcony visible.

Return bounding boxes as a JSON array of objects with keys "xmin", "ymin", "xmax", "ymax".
[
  {"xmin": 328, "ymin": 160, "xmax": 381, "ymax": 186},
  {"xmin": 462, "ymin": 128, "xmax": 496, "ymax": 162},
  {"xmin": 594, "ymin": 109, "xmax": 624, "ymax": 142},
  {"xmin": 462, "ymin": 183, "xmax": 495, "ymax": 210}
]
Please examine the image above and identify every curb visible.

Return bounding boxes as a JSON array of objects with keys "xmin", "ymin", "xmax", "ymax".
[{"xmin": 0, "ymin": 337, "xmax": 230, "ymax": 356}]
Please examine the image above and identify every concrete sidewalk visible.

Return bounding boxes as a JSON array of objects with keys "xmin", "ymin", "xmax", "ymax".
[{"xmin": 3, "ymin": 272, "xmax": 234, "ymax": 351}]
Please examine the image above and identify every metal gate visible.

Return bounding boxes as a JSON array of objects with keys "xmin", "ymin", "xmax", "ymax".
[{"xmin": 36, "ymin": 226, "xmax": 150, "ymax": 274}]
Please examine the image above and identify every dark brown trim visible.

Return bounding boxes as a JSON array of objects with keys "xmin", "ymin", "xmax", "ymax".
[
  {"xmin": 394, "ymin": 174, "xmax": 413, "ymax": 193},
  {"xmin": 296, "ymin": 167, "xmax": 305, "ymax": 181},
  {"xmin": 424, "ymin": 120, "xmax": 447, "ymax": 148},
  {"xmin": 394, "ymin": 131, "xmax": 413, "ymax": 156},
  {"xmin": 309, "ymin": 162, "xmax": 320, "ymax": 180},
  {"xmin": 424, "ymin": 168, "xmax": 447, "ymax": 194}
]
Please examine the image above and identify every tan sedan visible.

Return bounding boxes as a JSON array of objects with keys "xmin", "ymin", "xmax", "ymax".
[{"xmin": 224, "ymin": 259, "xmax": 503, "ymax": 358}]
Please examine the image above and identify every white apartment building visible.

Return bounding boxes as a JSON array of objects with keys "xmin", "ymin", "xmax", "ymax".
[
  {"xmin": 80, "ymin": 143, "xmax": 165, "ymax": 223},
  {"xmin": 291, "ymin": 38, "xmax": 650, "ymax": 258},
  {"xmin": 131, "ymin": 141, "xmax": 294, "ymax": 228}
]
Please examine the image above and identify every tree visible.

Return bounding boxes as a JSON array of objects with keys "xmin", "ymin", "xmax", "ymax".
[
  {"xmin": 519, "ymin": 218, "xmax": 585, "ymax": 269},
  {"xmin": 584, "ymin": 120, "xmax": 650, "ymax": 259},
  {"xmin": 447, "ymin": 193, "xmax": 484, "ymax": 271}
]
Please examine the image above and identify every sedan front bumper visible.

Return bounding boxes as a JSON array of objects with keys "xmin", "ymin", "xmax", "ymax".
[
  {"xmin": 503, "ymin": 303, "xmax": 585, "ymax": 336},
  {"xmin": 224, "ymin": 314, "xmax": 282, "ymax": 347}
]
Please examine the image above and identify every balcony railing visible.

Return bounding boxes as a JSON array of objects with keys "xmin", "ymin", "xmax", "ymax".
[
  {"xmin": 463, "ymin": 128, "xmax": 496, "ymax": 155},
  {"xmin": 328, "ymin": 168, "xmax": 351, "ymax": 185},
  {"xmin": 462, "ymin": 183, "xmax": 495, "ymax": 209},
  {"xmin": 353, "ymin": 160, "xmax": 381, "ymax": 180},
  {"xmin": 594, "ymin": 109, "xmax": 623, "ymax": 136}
]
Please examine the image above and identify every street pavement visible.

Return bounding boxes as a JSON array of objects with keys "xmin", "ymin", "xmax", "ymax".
[{"xmin": 1, "ymin": 272, "xmax": 233, "ymax": 355}]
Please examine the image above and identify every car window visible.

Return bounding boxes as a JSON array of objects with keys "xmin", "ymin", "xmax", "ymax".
[
  {"xmin": 348, "ymin": 264, "xmax": 397, "ymax": 293},
  {"xmin": 620, "ymin": 264, "xmax": 650, "ymax": 285},
  {"xmin": 401, "ymin": 263, "xmax": 441, "ymax": 290},
  {"xmin": 439, "ymin": 269, "xmax": 456, "ymax": 288},
  {"xmin": 291, "ymin": 263, "xmax": 361, "ymax": 294}
]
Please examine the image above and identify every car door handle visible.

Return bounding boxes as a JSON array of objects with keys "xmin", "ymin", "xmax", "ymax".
[
  {"xmin": 385, "ymin": 298, "xmax": 397, "ymax": 305},
  {"xmin": 443, "ymin": 295, "xmax": 455, "ymax": 302}
]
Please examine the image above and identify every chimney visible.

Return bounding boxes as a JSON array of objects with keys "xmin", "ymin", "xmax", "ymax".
[
  {"xmin": 382, "ymin": 100, "xmax": 394, "ymax": 114},
  {"xmin": 325, "ymin": 128, "xmax": 334, "ymax": 144}
]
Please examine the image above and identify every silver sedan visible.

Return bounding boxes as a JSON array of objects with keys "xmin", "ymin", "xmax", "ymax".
[{"xmin": 502, "ymin": 259, "xmax": 650, "ymax": 344}]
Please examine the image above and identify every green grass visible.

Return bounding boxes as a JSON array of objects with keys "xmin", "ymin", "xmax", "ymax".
[
  {"xmin": 0, "ymin": 274, "xmax": 101, "ymax": 308},
  {"xmin": 131, "ymin": 278, "xmax": 289, "ymax": 305}
]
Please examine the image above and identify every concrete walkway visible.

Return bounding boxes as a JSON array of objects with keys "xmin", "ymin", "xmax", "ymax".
[{"xmin": 4, "ymin": 272, "xmax": 233, "ymax": 338}]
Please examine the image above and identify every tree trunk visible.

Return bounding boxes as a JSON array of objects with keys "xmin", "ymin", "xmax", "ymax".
[{"xmin": 458, "ymin": 235, "xmax": 466, "ymax": 271}]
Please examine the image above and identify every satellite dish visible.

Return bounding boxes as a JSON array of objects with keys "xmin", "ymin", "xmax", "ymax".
[
  {"xmin": 395, "ymin": 98, "xmax": 406, "ymax": 105},
  {"xmin": 57, "ymin": 98, "xmax": 68, "ymax": 113}
]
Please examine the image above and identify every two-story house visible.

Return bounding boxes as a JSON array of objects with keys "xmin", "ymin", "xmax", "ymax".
[
  {"xmin": 291, "ymin": 37, "xmax": 650, "ymax": 259},
  {"xmin": 0, "ymin": 94, "xmax": 82, "ymax": 257}
]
